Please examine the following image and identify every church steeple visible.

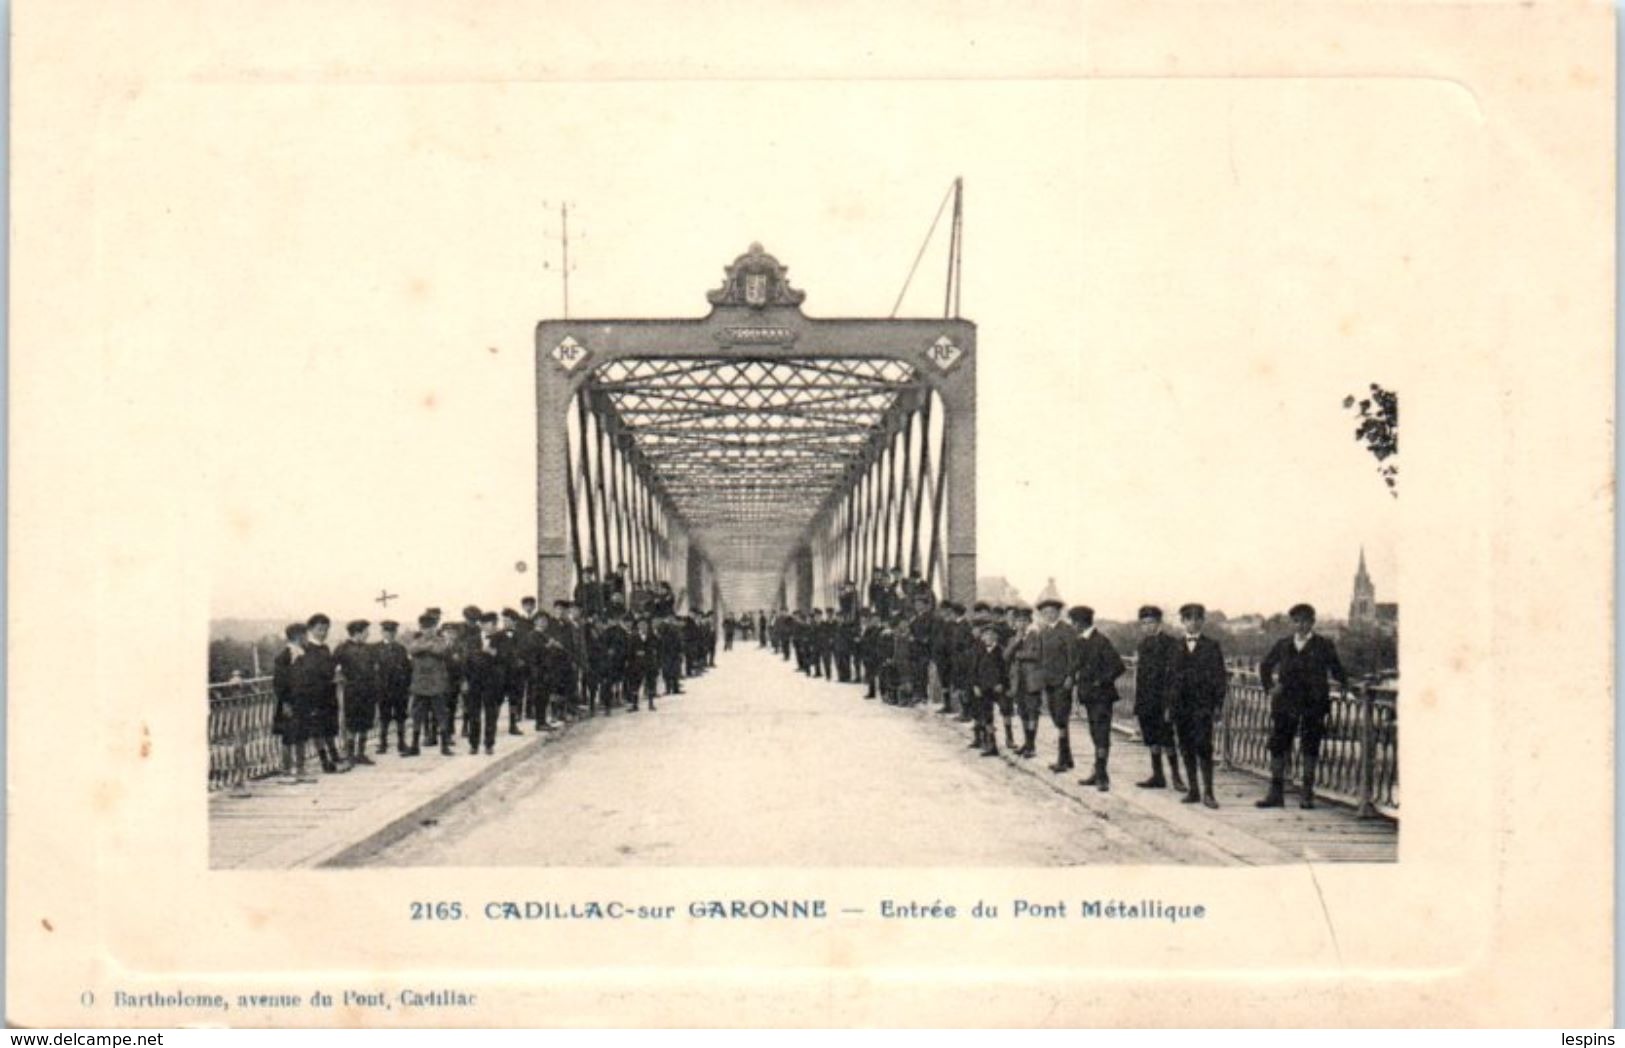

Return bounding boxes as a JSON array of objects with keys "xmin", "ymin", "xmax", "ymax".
[{"xmin": 1349, "ymin": 547, "xmax": 1376, "ymax": 625}]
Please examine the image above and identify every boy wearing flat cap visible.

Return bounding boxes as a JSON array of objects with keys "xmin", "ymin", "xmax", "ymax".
[
  {"xmin": 946, "ymin": 603, "xmax": 978, "ymax": 722},
  {"xmin": 374, "ymin": 620, "xmax": 412, "ymax": 755},
  {"xmin": 550, "ymin": 600, "xmax": 583, "ymax": 718},
  {"xmin": 1131, "ymin": 606, "xmax": 1185, "ymax": 792},
  {"xmin": 294, "ymin": 614, "xmax": 347, "ymax": 773},
  {"xmin": 496, "ymin": 608, "xmax": 526, "ymax": 737},
  {"xmin": 1167, "ymin": 603, "xmax": 1226, "ymax": 807},
  {"xmin": 334, "ymin": 619, "xmax": 378, "ymax": 766},
  {"xmin": 272, "ymin": 623, "xmax": 314, "ymax": 783},
  {"xmin": 417, "ymin": 610, "xmax": 443, "ymax": 745},
  {"xmin": 1004, "ymin": 606, "xmax": 1038, "ymax": 755},
  {"xmin": 462, "ymin": 612, "xmax": 506, "ymax": 755},
  {"xmin": 1257, "ymin": 603, "xmax": 1349, "ymax": 809},
  {"xmin": 1070, "ymin": 606, "xmax": 1126, "ymax": 791},
  {"xmin": 971, "ymin": 624, "xmax": 1010, "ymax": 756},
  {"xmin": 1029, "ymin": 598, "xmax": 1076, "ymax": 772},
  {"xmin": 405, "ymin": 613, "xmax": 456, "ymax": 756}
]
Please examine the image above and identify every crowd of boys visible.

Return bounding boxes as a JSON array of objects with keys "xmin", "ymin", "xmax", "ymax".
[
  {"xmin": 262, "ymin": 560, "xmax": 1349, "ymax": 811},
  {"xmin": 267, "ymin": 588, "xmax": 719, "ymax": 783},
  {"xmin": 764, "ymin": 566, "xmax": 1349, "ymax": 810}
]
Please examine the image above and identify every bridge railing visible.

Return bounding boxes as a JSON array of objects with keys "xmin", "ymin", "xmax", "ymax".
[
  {"xmin": 1114, "ymin": 656, "xmax": 1398, "ymax": 818},
  {"xmin": 208, "ymin": 676, "xmax": 282, "ymax": 793}
]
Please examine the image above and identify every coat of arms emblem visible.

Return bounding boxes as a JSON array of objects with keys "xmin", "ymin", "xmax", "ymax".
[{"xmin": 707, "ymin": 243, "xmax": 807, "ymax": 311}]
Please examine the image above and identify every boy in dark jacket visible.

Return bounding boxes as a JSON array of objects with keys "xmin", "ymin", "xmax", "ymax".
[
  {"xmin": 1257, "ymin": 603, "xmax": 1349, "ymax": 809},
  {"xmin": 272, "ymin": 623, "xmax": 313, "ymax": 782},
  {"xmin": 1168, "ymin": 603, "xmax": 1227, "ymax": 808},
  {"xmin": 463, "ymin": 612, "xmax": 506, "ymax": 755},
  {"xmin": 374, "ymin": 620, "xmax": 412, "ymax": 755},
  {"xmin": 405, "ymin": 614, "xmax": 456, "ymax": 756},
  {"xmin": 334, "ymin": 619, "xmax": 378, "ymax": 767},
  {"xmin": 972, "ymin": 625, "xmax": 1010, "ymax": 756},
  {"xmin": 293, "ymin": 614, "xmax": 345, "ymax": 773},
  {"xmin": 1131, "ymin": 606, "xmax": 1184, "ymax": 791},
  {"xmin": 1070, "ymin": 606, "xmax": 1126, "ymax": 791}
]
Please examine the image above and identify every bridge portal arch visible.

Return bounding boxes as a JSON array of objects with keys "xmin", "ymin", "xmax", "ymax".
[{"xmin": 536, "ymin": 243, "xmax": 975, "ymax": 613}]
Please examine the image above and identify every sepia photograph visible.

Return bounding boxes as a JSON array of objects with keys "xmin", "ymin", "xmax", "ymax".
[
  {"xmin": 10, "ymin": 0, "xmax": 1612, "ymax": 1029},
  {"xmin": 208, "ymin": 214, "xmax": 1401, "ymax": 869}
]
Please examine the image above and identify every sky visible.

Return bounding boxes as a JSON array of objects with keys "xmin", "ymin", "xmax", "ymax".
[{"xmin": 98, "ymin": 76, "xmax": 1452, "ymax": 624}]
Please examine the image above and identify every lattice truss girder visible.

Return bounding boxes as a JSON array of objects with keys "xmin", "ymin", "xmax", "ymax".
[
  {"xmin": 584, "ymin": 357, "xmax": 921, "ymax": 594},
  {"xmin": 806, "ymin": 385, "xmax": 949, "ymax": 610},
  {"xmin": 563, "ymin": 388, "xmax": 675, "ymax": 591}
]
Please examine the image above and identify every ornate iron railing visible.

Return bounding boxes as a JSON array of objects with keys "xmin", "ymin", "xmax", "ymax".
[
  {"xmin": 207, "ymin": 676, "xmax": 282, "ymax": 793},
  {"xmin": 1113, "ymin": 655, "xmax": 1398, "ymax": 817}
]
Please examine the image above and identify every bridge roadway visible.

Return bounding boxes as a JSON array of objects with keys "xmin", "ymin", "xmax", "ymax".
[{"xmin": 348, "ymin": 646, "xmax": 1396, "ymax": 867}]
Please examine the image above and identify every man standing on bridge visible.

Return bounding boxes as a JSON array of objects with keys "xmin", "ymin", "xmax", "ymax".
[{"xmin": 1257, "ymin": 603, "xmax": 1348, "ymax": 810}]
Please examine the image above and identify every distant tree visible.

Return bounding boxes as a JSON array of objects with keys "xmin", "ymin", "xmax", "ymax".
[
  {"xmin": 1338, "ymin": 625, "xmax": 1398, "ymax": 679},
  {"xmin": 208, "ymin": 635, "xmax": 281, "ymax": 683},
  {"xmin": 1099, "ymin": 622, "xmax": 1141, "ymax": 655},
  {"xmin": 1344, "ymin": 383, "xmax": 1398, "ymax": 497},
  {"xmin": 209, "ymin": 638, "xmax": 250, "ymax": 683}
]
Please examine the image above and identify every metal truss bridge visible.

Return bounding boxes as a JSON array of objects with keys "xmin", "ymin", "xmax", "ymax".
[{"xmin": 536, "ymin": 243, "xmax": 976, "ymax": 613}]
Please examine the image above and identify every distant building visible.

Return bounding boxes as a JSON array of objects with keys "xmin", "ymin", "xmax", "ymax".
[
  {"xmin": 1349, "ymin": 547, "xmax": 1398, "ymax": 633},
  {"xmin": 976, "ymin": 576, "xmax": 1024, "ymax": 606},
  {"xmin": 1228, "ymin": 614, "xmax": 1266, "ymax": 634},
  {"xmin": 1035, "ymin": 577, "xmax": 1062, "ymax": 606}
]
